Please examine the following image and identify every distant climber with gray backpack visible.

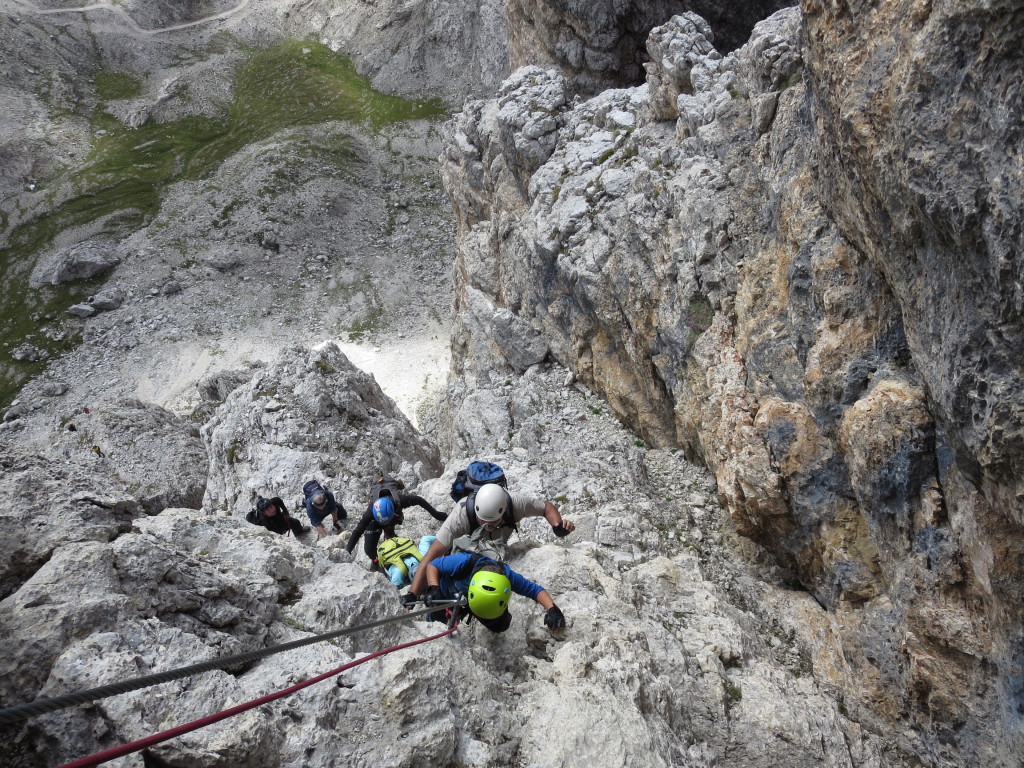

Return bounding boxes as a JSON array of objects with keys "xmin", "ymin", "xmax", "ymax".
[
  {"xmin": 346, "ymin": 474, "xmax": 448, "ymax": 568},
  {"xmin": 408, "ymin": 461, "xmax": 575, "ymax": 598},
  {"xmin": 302, "ymin": 480, "xmax": 348, "ymax": 538}
]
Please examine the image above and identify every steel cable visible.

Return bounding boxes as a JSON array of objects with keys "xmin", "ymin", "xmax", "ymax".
[{"xmin": 0, "ymin": 600, "xmax": 462, "ymax": 726}]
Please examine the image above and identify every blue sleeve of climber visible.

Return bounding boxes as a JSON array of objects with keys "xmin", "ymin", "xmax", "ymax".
[{"xmin": 433, "ymin": 553, "xmax": 545, "ymax": 601}]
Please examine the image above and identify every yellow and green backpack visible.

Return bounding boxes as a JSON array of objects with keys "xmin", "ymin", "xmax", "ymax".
[{"xmin": 376, "ymin": 537, "xmax": 421, "ymax": 579}]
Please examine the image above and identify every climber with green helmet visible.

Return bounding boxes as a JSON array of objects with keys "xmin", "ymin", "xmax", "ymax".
[{"xmin": 401, "ymin": 552, "xmax": 565, "ymax": 633}]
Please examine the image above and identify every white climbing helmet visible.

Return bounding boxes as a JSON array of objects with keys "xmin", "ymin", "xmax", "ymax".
[{"xmin": 474, "ymin": 483, "xmax": 508, "ymax": 524}]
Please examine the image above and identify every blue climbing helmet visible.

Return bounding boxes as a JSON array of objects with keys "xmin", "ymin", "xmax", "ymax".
[{"xmin": 372, "ymin": 496, "xmax": 397, "ymax": 525}]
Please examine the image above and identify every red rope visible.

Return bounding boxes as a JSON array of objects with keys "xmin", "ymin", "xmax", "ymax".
[{"xmin": 55, "ymin": 623, "xmax": 459, "ymax": 768}]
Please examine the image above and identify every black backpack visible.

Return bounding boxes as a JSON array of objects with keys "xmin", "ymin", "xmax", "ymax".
[
  {"xmin": 369, "ymin": 474, "xmax": 405, "ymax": 502},
  {"xmin": 450, "ymin": 461, "xmax": 507, "ymax": 502}
]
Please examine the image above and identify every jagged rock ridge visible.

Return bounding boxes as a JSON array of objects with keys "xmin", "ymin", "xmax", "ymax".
[{"xmin": 439, "ymin": 6, "xmax": 1024, "ymax": 767}]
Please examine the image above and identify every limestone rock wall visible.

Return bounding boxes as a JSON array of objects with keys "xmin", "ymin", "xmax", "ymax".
[
  {"xmin": 201, "ymin": 342, "xmax": 443, "ymax": 516},
  {"xmin": 2, "ymin": 352, "xmax": 899, "ymax": 768},
  {"xmin": 505, "ymin": 0, "xmax": 793, "ymax": 96},
  {"xmin": 439, "ymin": 6, "xmax": 1024, "ymax": 766},
  {"xmin": 805, "ymin": 0, "xmax": 1024, "ymax": 738}
]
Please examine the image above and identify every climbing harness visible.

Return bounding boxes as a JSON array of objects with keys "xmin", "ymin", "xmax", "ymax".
[{"xmin": 0, "ymin": 600, "xmax": 464, "ymax": 727}]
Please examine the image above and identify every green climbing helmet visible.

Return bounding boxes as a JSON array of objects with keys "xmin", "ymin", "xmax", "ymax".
[{"xmin": 468, "ymin": 569, "xmax": 511, "ymax": 619}]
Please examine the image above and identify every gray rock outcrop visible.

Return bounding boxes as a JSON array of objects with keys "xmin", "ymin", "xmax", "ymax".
[
  {"xmin": 84, "ymin": 398, "xmax": 209, "ymax": 513},
  {"xmin": 0, "ymin": 394, "xmax": 207, "ymax": 599},
  {"xmin": 1, "ymin": 355, "xmax": 895, "ymax": 768},
  {"xmin": 201, "ymin": 342, "xmax": 443, "ymax": 516},
  {"xmin": 504, "ymin": 0, "xmax": 793, "ymax": 96},
  {"xmin": 440, "ymin": 6, "xmax": 1024, "ymax": 766},
  {"xmin": 30, "ymin": 241, "xmax": 121, "ymax": 288},
  {"xmin": 0, "ymin": 447, "xmax": 140, "ymax": 602}
]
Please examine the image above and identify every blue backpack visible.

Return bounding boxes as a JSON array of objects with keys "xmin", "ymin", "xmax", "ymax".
[{"xmin": 450, "ymin": 461, "xmax": 507, "ymax": 502}]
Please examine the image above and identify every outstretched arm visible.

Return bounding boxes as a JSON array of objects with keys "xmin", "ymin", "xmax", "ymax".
[
  {"xmin": 409, "ymin": 538, "xmax": 450, "ymax": 595},
  {"xmin": 404, "ymin": 493, "xmax": 447, "ymax": 522},
  {"xmin": 543, "ymin": 501, "xmax": 575, "ymax": 535},
  {"xmin": 346, "ymin": 508, "xmax": 372, "ymax": 552}
]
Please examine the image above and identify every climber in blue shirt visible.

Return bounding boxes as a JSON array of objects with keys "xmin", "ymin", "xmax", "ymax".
[{"xmin": 401, "ymin": 552, "xmax": 565, "ymax": 633}]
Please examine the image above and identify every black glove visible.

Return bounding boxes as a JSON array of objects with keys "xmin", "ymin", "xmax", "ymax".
[
  {"xmin": 400, "ymin": 592, "xmax": 419, "ymax": 609},
  {"xmin": 424, "ymin": 585, "xmax": 444, "ymax": 607},
  {"xmin": 544, "ymin": 605, "xmax": 565, "ymax": 629},
  {"xmin": 552, "ymin": 522, "xmax": 571, "ymax": 538}
]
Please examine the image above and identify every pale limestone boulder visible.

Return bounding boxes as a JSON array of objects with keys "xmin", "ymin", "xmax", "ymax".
[
  {"xmin": 0, "ymin": 446, "xmax": 140, "ymax": 601},
  {"xmin": 201, "ymin": 343, "xmax": 443, "ymax": 518},
  {"xmin": 74, "ymin": 398, "xmax": 208, "ymax": 513}
]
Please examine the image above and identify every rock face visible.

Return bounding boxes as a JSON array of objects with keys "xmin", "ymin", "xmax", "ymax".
[
  {"xmin": 1, "ymin": 353, "xmax": 898, "ymax": 768},
  {"xmin": 440, "ymin": 6, "xmax": 1023, "ymax": 766},
  {"xmin": 505, "ymin": 0, "xmax": 793, "ymax": 96},
  {"xmin": 0, "ymin": 396, "xmax": 207, "ymax": 600},
  {"xmin": 288, "ymin": 0, "xmax": 512, "ymax": 105},
  {"xmin": 201, "ymin": 342, "xmax": 444, "ymax": 516},
  {"xmin": 84, "ymin": 398, "xmax": 209, "ymax": 513},
  {"xmin": 0, "ymin": 447, "xmax": 140, "ymax": 602}
]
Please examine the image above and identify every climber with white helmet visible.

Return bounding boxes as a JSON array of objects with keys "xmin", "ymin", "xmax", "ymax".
[
  {"xmin": 401, "ymin": 552, "xmax": 566, "ymax": 633},
  {"xmin": 408, "ymin": 481, "xmax": 575, "ymax": 597},
  {"xmin": 346, "ymin": 474, "xmax": 447, "ymax": 570}
]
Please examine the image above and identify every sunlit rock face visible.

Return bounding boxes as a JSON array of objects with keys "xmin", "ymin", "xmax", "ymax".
[{"xmin": 440, "ymin": 6, "xmax": 1024, "ymax": 765}]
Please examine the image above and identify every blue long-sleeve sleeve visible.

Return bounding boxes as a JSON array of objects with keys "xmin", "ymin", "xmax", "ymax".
[{"xmin": 432, "ymin": 553, "xmax": 544, "ymax": 601}]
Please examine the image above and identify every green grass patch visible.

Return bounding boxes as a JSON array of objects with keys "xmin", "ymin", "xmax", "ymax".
[
  {"xmin": 346, "ymin": 312, "xmax": 383, "ymax": 342},
  {"xmin": 684, "ymin": 294, "xmax": 714, "ymax": 349},
  {"xmin": 94, "ymin": 71, "xmax": 143, "ymax": 100}
]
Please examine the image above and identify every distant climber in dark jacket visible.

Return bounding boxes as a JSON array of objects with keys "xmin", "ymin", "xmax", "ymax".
[
  {"xmin": 303, "ymin": 485, "xmax": 348, "ymax": 538},
  {"xmin": 246, "ymin": 496, "xmax": 308, "ymax": 536},
  {"xmin": 347, "ymin": 488, "xmax": 447, "ymax": 565}
]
